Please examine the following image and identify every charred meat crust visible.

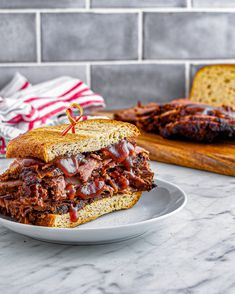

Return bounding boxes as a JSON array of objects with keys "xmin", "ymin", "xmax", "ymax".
[{"xmin": 114, "ymin": 101, "xmax": 235, "ymax": 142}]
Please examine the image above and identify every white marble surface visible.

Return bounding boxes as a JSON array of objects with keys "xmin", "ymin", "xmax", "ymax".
[{"xmin": 0, "ymin": 159, "xmax": 234, "ymax": 294}]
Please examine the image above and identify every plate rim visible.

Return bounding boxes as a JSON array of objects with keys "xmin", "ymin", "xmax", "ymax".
[{"xmin": 0, "ymin": 178, "xmax": 187, "ymax": 232}]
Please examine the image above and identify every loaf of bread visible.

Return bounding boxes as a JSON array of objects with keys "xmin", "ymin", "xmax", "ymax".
[
  {"xmin": 190, "ymin": 64, "xmax": 235, "ymax": 107},
  {"xmin": 6, "ymin": 119, "xmax": 140, "ymax": 162}
]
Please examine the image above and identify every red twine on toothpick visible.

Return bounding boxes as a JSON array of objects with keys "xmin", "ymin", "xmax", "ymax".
[{"xmin": 61, "ymin": 103, "xmax": 84, "ymax": 136}]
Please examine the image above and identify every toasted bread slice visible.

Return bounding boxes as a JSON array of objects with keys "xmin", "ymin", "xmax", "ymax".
[
  {"xmin": 190, "ymin": 64, "xmax": 235, "ymax": 107},
  {"xmin": 6, "ymin": 119, "xmax": 140, "ymax": 162},
  {"xmin": 35, "ymin": 191, "xmax": 142, "ymax": 228}
]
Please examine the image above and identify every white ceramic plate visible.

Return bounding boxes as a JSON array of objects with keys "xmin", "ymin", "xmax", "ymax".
[{"xmin": 0, "ymin": 179, "xmax": 186, "ymax": 245}]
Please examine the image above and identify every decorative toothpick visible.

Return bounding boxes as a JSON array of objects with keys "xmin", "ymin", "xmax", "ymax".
[{"xmin": 61, "ymin": 103, "xmax": 84, "ymax": 136}]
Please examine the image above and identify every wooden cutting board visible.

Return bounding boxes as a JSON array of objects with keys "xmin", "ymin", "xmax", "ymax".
[
  {"xmin": 98, "ymin": 110, "xmax": 235, "ymax": 176},
  {"xmin": 136, "ymin": 131, "xmax": 235, "ymax": 176}
]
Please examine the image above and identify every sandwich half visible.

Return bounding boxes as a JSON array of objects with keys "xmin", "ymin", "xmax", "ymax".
[{"xmin": 0, "ymin": 119, "xmax": 155, "ymax": 228}]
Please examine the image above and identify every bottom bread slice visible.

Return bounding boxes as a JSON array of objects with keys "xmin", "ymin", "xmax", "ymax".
[{"xmin": 35, "ymin": 191, "xmax": 142, "ymax": 228}]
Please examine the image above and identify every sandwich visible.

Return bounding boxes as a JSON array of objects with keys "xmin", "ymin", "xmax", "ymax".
[{"xmin": 0, "ymin": 119, "xmax": 155, "ymax": 228}]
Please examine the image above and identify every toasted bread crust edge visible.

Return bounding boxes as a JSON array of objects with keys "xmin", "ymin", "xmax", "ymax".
[
  {"xmin": 35, "ymin": 191, "xmax": 142, "ymax": 228},
  {"xmin": 6, "ymin": 119, "xmax": 140, "ymax": 162}
]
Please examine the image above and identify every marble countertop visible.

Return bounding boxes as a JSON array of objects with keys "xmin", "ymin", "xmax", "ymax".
[{"xmin": 0, "ymin": 159, "xmax": 234, "ymax": 294}]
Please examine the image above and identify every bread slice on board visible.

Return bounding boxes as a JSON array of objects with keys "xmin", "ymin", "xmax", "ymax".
[
  {"xmin": 35, "ymin": 191, "xmax": 142, "ymax": 228},
  {"xmin": 190, "ymin": 64, "xmax": 235, "ymax": 107},
  {"xmin": 6, "ymin": 119, "xmax": 140, "ymax": 162}
]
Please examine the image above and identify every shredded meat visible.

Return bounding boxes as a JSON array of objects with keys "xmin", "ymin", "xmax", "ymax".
[
  {"xmin": 114, "ymin": 100, "xmax": 235, "ymax": 142},
  {"xmin": 76, "ymin": 158, "xmax": 101, "ymax": 182},
  {"xmin": 0, "ymin": 139, "xmax": 155, "ymax": 224},
  {"xmin": 0, "ymin": 180, "xmax": 23, "ymax": 196}
]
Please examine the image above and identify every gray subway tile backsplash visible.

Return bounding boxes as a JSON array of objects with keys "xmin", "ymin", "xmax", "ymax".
[
  {"xmin": 193, "ymin": 0, "xmax": 235, "ymax": 7},
  {"xmin": 91, "ymin": 0, "xmax": 186, "ymax": 8},
  {"xmin": 0, "ymin": 3, "xmax": 234, "ymax": 108},
  {"xmin": 0, "ymin": 14, "xmax": 36, "ymax": 62},
  {"xmin": 0, "ymin": 66, "xmax": 87, "ymax": 89},
  {"xmin": 144, "ymin": 12, "xmax": 235, "ymax": 59},
  {"xmin": 91, "ymin": 64, "xmax": 185, "ymax": 109},
  {"xmin": 0, "ymin": 0, "xmax": 85, "ymax": 9},
  {"xmin": 41, "ymin": 13, "xmax": 138, "ymax": 62}
]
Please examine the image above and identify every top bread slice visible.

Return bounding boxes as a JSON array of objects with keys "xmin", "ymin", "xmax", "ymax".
[
  {"xmin": 190, "ymin": 64, "xmax": 235, "ymax": 107},
  {"xmin": 6, "ymin": 119, "xmax": 140, "ymax": 162}
]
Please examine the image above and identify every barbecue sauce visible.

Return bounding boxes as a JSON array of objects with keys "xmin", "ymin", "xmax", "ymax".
[
  {"xmin": 56, "ymin": 140, "xmax": 135, "ymax": 178},
  {"xmin": 103, "ymin": 140, "xmax": 135, "ymax": 171},
  {"xmin": 185, "ymin": 103, "xmax": 233, "ymax": 118},
  {"xmin": 66, "ymin": 184, "xmax": 76, "ymax": 200},
  {"xmin": 58, "ymin": 140, "xmax": 137, "ymax": 202},
  {"xmin": 69, "ymin": 205, "xmax": 78, "ymax": 222},
  {"xmin": 77, "ymin": 180, "xmax": 105, "ymax": 200},
  {"xmin": 55, "ymin": 154, "xmax": 84, "ymax": 177},
  {"xmin": 110, "ymin": 171, "xmax": 129, "ymax": 190},
  {"xmin": 122, "ymin": 156, "xmax": 133, "ymax": 171}
]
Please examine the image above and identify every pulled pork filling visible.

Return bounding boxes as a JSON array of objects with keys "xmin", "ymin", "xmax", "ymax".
[{"xmin": 0, "ymin": 139, "xmax": 154, "ymax": 224}]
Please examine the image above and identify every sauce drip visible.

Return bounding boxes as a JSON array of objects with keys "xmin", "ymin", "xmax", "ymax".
[
  {"xmin": 66, "ymin": 184, "xmax": 76, "ymax": 200},
  {"xmin": 122, "ymin": 156, "xmax": 133, "ymax": 171},
  {"xmin": 69, "ymin": 205, "xmax": 78, "ymax": 222}
]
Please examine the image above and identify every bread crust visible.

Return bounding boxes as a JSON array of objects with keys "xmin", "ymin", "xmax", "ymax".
[
  {"xmin": 6, "ymin": 119, "xmax": 140, "ymax": 162},
  {"xmin": 190, "ymin": 64, "xmax": 235, "ymax": 107},
  {"xmin": 35, "ymin": 191, "xmax": 142, "ymax": 228}
]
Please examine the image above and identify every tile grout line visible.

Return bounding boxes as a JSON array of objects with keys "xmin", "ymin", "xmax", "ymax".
[
  {"xmin": 187, "ymin": 0, "xmax": 193, "ymax": 9},
  {"xmin": 36, "ymin": 12, "xmax": 41, "ymax": 63},
  {"xmin": 86, "ymin": 63, "xmax": 91, "ymax": 87},
  {"xmin": 1, "ymin": 8, "xmax": 235, "ymax": 13},
  {"xmin": 0, "ymin": 60, "xmax": 234, "ymax": 66},
  {"xmin": 86, "ymin": 0, "xmax": 90, "ymax": 10},
  {"xmin": 138, "ymin": 10, "xmax": 143, "ymax": 61},
  {"xmin": 185, "ymin": 62, "xmax": 191, "ymax": 97}
]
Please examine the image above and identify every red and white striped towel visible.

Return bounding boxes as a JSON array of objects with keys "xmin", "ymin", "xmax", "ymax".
[{"xmin": 0, "ymin": 73, "xmax": 105, "ymax": 155}]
